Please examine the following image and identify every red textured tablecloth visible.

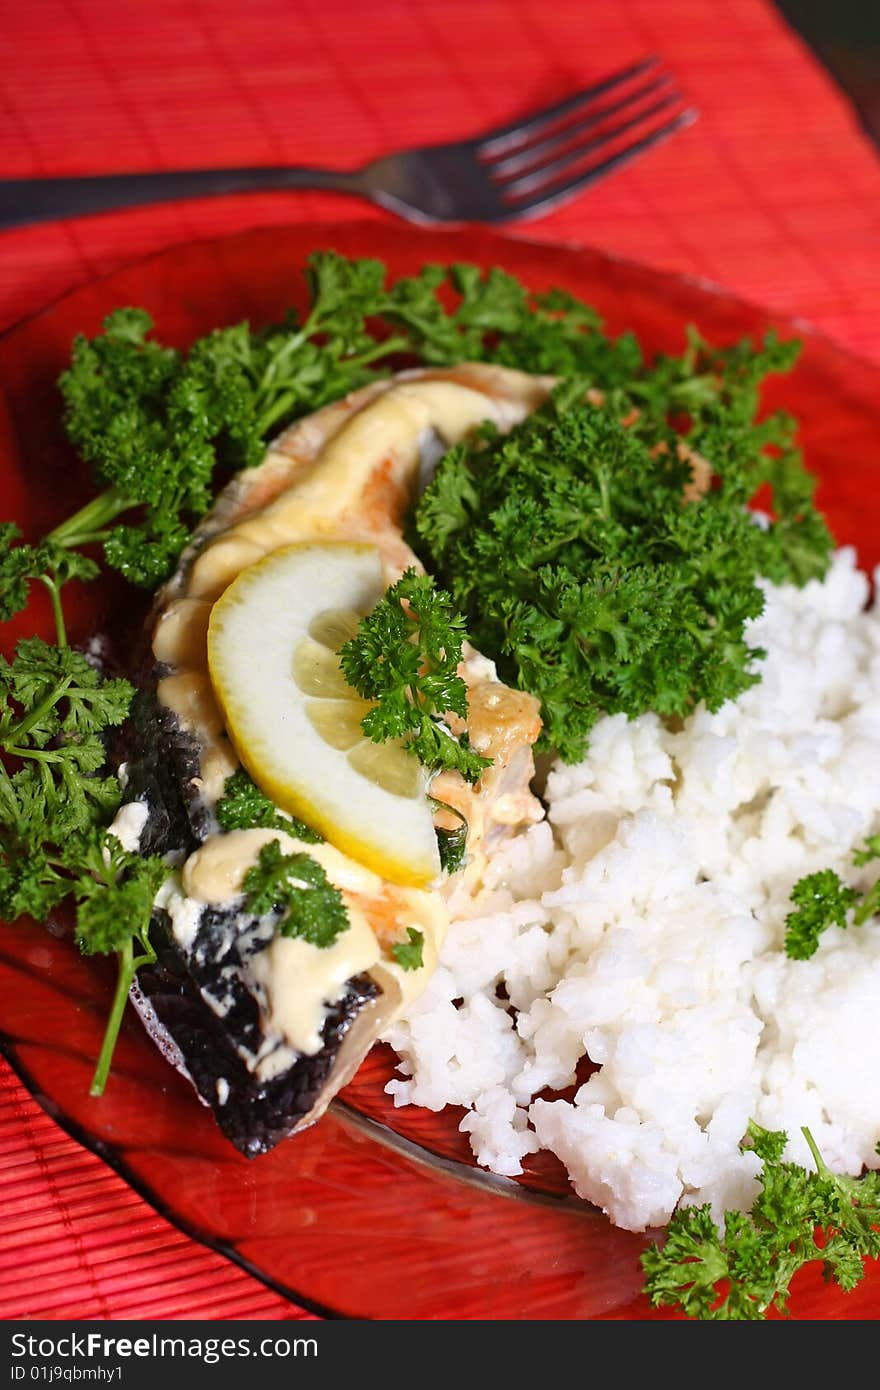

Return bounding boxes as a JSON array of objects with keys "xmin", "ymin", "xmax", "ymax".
[{"xmin": 2, "ymin": 0, "xmax": 880, "ymax": 1322}]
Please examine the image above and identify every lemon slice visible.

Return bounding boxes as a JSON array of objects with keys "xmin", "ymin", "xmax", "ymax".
[{"xmin": 207, "ymin": 542, "xmax": 441, "ymax": 887}]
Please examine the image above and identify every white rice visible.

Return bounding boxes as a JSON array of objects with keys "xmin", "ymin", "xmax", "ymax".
[{"xmin": 383, "ymin": 547, "xmax": 880, "ymax": 1231}]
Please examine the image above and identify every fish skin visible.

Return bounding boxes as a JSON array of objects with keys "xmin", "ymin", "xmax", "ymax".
[
  {"xmin": 120, "ymin": 682, "xmax": 203, "ymax": 857},
  {"xmin": 134, "ymin": 939, "xmax": 379, "ymax": 1157}
]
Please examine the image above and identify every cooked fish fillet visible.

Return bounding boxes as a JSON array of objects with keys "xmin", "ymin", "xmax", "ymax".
[{"xmin": 117, "ymin": 363, "xmax": 551, "ymax": 1155}]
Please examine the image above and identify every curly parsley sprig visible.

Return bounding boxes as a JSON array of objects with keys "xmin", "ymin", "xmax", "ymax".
[
  {"xmin": 414, "ymin": 371, "xmax": 832, "ymax": 763},
  {"xmin": 392, "ymin": 927, "xmax": 425, "ymax": 971},
  {"xmin": 242, "ymin": 840, "xmax": 348, "ymax": 948},
  {"xmin": 339, "ymin": 569, "xmax": 490, "ymax": 785},
  {"xmin": 52, "ymin": 252, "xmax": 649, "ymax": 590},
  {"xmin": 0, "ymin": 523, "xmax": 99, "ymax": 639},
  {"xmin": 215, "ymin": 768, "xmax": 322, "ymax": 843},
  {"xmin": 51, "ymin": 252, "xmax": 827, "ymax": 604},
  {"xmin": 0, "ymin": 541, "xmax": 167, "ymax": 1094},
  {"xmin": 785, "ymin": 835, "xmax": 880, "ymax": 959},
  {"xmin": 642, "ymin": 1122, "xmax": 880, "ymax": 1319}
]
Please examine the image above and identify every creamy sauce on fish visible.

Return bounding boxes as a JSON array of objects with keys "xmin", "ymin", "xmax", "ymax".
[{"xmin": 167, "ymin": 826, "xmax": 447, "ymax": 1059}]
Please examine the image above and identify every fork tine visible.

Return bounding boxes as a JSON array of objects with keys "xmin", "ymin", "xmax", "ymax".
[
  {"xmin": 478, "ymin": 56, "xmax": 661, "ymax": 157},
  {"xmin": 487, "ymin": 73, "xmax": 676, "ymax": 180},
  {"xmin": 502, "ymin": 108, "xmax": 697, "ymax": 216},
  {"xmin": 499, "ymin": 94, "xmax": 686, "ymax": 200}
]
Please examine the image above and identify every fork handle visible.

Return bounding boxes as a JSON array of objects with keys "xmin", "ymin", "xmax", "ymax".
[{"xmin": 0, "ymin": 166, "xmax": 368, "ymax": 228}]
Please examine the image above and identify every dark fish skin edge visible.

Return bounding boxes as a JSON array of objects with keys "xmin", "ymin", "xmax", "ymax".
[
  {"xmin": 136, "ymin": 938, "xmax": 379, "ymax": 1157},
  {"xmin": 115, "ymin": 662, "xmax": 383, "ymax": 1158}
]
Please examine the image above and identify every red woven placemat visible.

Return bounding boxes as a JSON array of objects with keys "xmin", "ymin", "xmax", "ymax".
[{"xmin": 2, "ymin": 0, "xmax": 880, "ymax": 1321}]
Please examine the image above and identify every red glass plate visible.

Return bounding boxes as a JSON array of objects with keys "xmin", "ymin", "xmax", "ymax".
[{"xmin": 2, "ymin": 222, "xmax": 879, "ymax": 1321}]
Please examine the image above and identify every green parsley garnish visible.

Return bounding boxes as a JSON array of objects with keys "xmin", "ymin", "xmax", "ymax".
[
  {"xmin": 642, "ymin": 1122, "xmax": 880, "ymax": 1319},
  {"xmin": 0, "ymin": 523, "xmax": 99, "ymax": 635},
  {"xmin": 0, "ymin": 545, "xmax": 166, "ymax": 1094},
  {"xmin": 414, "ymin": 370, "xmax": 832, "ymax": 763},
  {"xmin": 69, "ymin": 834, "xmax": 167, "ymax": 1096},
  {"xmin": 391, "ymin": 927, "xmax": 425, "ymax": 972},
  {"xmin": 53, "ymin": 253, "xmax": 649, "ymax": 590},
  {"xmin": 242, "ymin": 840, "xmax": 348, "ymax": 948},
  {"xmin": 215, "ymin": 768, "xmax": 321, "ymax": 843},
  {"xmin": 784, "ymin": 870, "xmax": 860, "ymax": 959},
  {"xmin": 785, "ymin": 836, "xmax": 880, "ymax": 959},
  {"xmin": 854, "ymin": 833, "xmax": 880, "ymax": 866},
  {"xmin": 0, "ymin": 636, "xmax": 132, "ymax": 830},
  {"xmin": 339, "ymin": 568, "xmax": 490, "ymax": 785}
]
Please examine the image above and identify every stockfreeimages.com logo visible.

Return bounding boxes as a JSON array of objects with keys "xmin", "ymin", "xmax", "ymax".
[{"xmin": 11, "ymin": 1333, "xmax": 318, "ymax": 1368}]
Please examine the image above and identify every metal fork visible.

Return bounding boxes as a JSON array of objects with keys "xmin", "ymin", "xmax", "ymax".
[{"xmin": 0, "ymin": 57, "xmax": 695, "ymax": 229}]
